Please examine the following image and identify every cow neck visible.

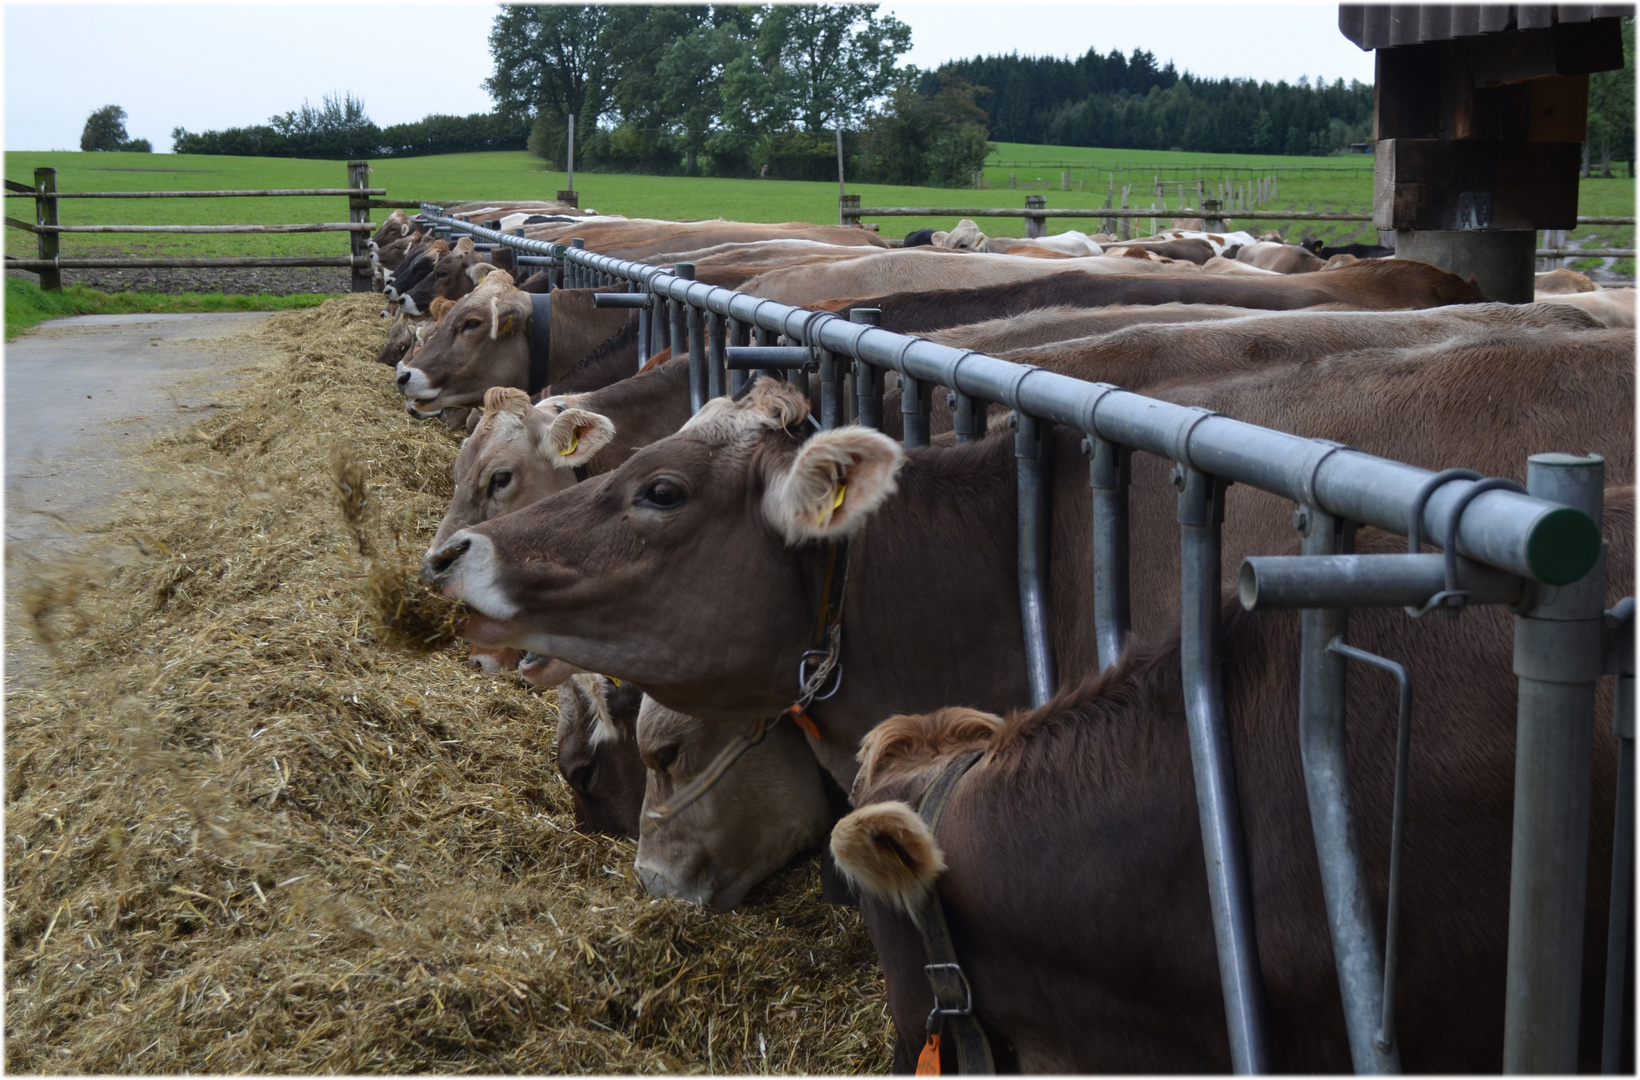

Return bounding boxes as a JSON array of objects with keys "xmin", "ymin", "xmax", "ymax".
[{"xmin": 801, "ymin": 436, "xmax": 1033, "ymax": 790}]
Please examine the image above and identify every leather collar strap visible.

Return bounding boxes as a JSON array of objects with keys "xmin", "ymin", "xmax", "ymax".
[
  {"xmin": 528, "ymin": 292, "xmax": 552, "ymax": 396},
  {"xmin": 639, "ymin": 715, "xmax": 773, "ymax": 836},
  {"xmin": 914, "ymin": 749, "xmax": 994, "ymax": 1074},
  {"xmin": 638, "ymin": 537, "xmax": 852, "ymax": 836}
]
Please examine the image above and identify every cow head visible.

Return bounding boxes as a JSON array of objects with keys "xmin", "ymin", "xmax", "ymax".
[
  {"xmin": 430, "ymin": 386, "xmax": 614, "ymax": 548},
  {"xmin": 422, "ymin": 379, "xmax": 907, "ymax": 722},
  {"xmin": 368, "ymin": 209, "xmax": 412, "ymax": 250},
  {"xmin": 634, "ymin": 699, "xmax": 832, "ymax": 910},
  {"xmin": 396, "ymin": 236, "xmax": 498, "ymax": 317},
  {"xmin": 556, "ymin": 673, "xmax": 648, "ymax": 838},
  {"xmin": 940, "ymin": 219, "xmax": 988, "ymax": 251},
  {"xmin": 396, "ymin": 270, "xmax": 533, "ymax": 417},
  {"xmin": 382, "ymin": 237, "xmax": 449, "ymax": 302},
  {"xmin": 371, "ymin": 231, "xmax": 420, "ymax": 274}
]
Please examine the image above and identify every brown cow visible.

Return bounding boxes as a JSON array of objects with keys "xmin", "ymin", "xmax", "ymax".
[
  {"xmin": 394, "ymin": 236, "xmax": 497, "ymax": 317},
  {"xmin": 518, "ymin": 218, "xmax": 890, "ymax": 263},
  {"xmin": 556, "ymin": 672, "xmax": 649, "ymax": 838},
  {"xmin": 1536, "ymin": 287, "xmax": 1636, "ymax": 328},
  {"xmin": 922, "ymin": 303, "xmax": 1283, "ymax": 354},
  {"xmin": 834, "ymin": 492, "xmax": 1630, "ymax": 1071},
  {"xmin": 738, "ymin": 247, "xmax": 1200, "ymax": 304},
  {"xmin": 423, "ymin": 329, "xmax": 1632, "ymax": 791},
  {"xmin": 1237, "ymin": 240, "xmax": 1328, "ymax": 274},
  {"xmin": 396, "ymin": 274, "xmax": 637, "ymax": 419},
  {"xmin": 812, "ymin": 260, "xmax": 1488, "ymax": 335},
  {"xmin": 635, "ymin": 699, "xmax": 834, "ymax": 909}
]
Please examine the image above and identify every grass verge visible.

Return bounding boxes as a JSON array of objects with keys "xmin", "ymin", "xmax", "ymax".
[{"xmin": 4, "ymin": 278, "xmax": 331, "ymax": 339}]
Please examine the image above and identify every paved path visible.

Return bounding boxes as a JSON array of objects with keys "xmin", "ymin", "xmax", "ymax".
[{"xmin": 5, "ymin": 312, "xmax": 274, "ymax": 684}]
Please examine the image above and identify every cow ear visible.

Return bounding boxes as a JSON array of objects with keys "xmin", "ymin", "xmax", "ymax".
[
  {"xmin": 468, "ymin": 262, "xmax": 501, "ymax": 285},
  {"xmin": 398, "ymin": 222, "xmax": 410, "ymax": 237},
  {"xmin": 542, "ymin": 407, "xmax": 616, "ymax": 468},
  {"xmin": 763, "ymin": 427, "xmax": 905, "ymax": 544},
  {"xmin": 429, "ymin": 296, "xmax": 456, "ymax": 323},
  {"xmin": 488, "ymin": 293, "xmax": 528, "ymax": 339},
  {"xmin": 830, "ymin": 801, "xmax": 945, "ymax": 918}
]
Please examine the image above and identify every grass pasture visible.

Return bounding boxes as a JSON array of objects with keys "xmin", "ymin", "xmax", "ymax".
[{"xmin": 5, "ymin": 146, "xmax": 1632, "ymax": 274}]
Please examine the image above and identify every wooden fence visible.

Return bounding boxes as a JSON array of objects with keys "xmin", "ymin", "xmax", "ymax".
[{"xmin": 3, "ymin": 161, "xmax": 461, "ymax": 293}]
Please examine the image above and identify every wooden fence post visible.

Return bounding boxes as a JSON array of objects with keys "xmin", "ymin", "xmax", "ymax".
[
  {"xmin": 347, "ymin": 161, "xmax": 372, "ymax": 293},
  {"xmin": 1025, "ymin": 194, "xmax": 1046, "ymax": 239},
  {"xmin": 839, "ymin": 194, "xmax": 861, "ymax": 227},
  {"xmin": 35, "ymin": 167, "xmax": 60, "ymax": 292}
]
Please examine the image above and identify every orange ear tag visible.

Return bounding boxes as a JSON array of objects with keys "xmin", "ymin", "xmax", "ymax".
[
  {"xmin": 915, "ymin": 1034, "xmax": 942, "ymax": 1075},
  {"xmin": 788, "ymin": 706, "xmax": 821, "ymax": 740},
  {"xmin": 559, "ymin": 434, "xmax": 579, "ymax": 457}
]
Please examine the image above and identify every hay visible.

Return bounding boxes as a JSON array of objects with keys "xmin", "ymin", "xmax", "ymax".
[{"xmin": 4, "ymin": 296, "xmax": 894, "ymax": 1073}]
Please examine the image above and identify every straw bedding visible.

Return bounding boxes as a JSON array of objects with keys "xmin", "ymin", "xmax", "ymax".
[{"xmin": 5, "ymin": 296, "xmax": 895, "ymax": 1073}]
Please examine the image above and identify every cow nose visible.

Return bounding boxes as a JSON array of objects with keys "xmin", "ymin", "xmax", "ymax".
[
  {"xmin": 396, "ymin": 368, "xmax": 412, "ymax": 389},
  {"xmin": 422, "ymin": 537, "xmax": 470, "ymax": 580}
]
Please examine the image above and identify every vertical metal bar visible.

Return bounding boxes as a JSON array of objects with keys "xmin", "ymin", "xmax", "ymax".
[
  {"xmin": 901, "ymin": 374, "xmax": 931, "ymax": 448},
  {"xmin": 637, "ymin": 302, "xmax": 651, "ymax": 369},
  {"xmin": 1181, "ymin": 467, "xmax": 1270, "ymax": 1075},
  {"xmin": 819, "ymin": 347, "xmax": 846, "ymax": 430},
  {"xmin": 1601, "ymin": 597, "xmax": 1633, "ymax": 1075},
  {"xmin": 707, "ymin": 311, "xmax": 727, "ymax": 401},
  {"xmin": 35, "ymin": 167, "xmax": 59, "ymax": 293},
  {"xmin": 569, "ymin": 237, "xmax": 586, "ymax": 288},
  {"xmin": 849, "ymin": 309, "xmax": 884, "ymax": 430},
  {"xmin": 669, "ymin": 278, "xmax": 688, "ymax": 409},
  {"xmin": 1015, "ymin": 412, "xmax": 1056, "ymax": 708},
  {"xmin": 728, "ymin": 318, "xmax": 748, "ymax": 395},
  {"xmin": 951, "ymin": 391, "xmax": 983, "ymax": 444},
  {"xmin": 347, "ymin": 161, "xmax": 372, "ymax": 293},
  {"xmin": 677, "ymin": 264, "xmax": 705, "ymax": 414},
  {"xmin": 1088, "ymin": 435, "xmax": 1131, "ymax": 672},
  {"xmin": 1298, "ymin": 505, "xmax": 1399, "ymax": 1074},
  {"xmin": 1506, "ymin": 454, "xmax": 1607, "ymax": 1073}
]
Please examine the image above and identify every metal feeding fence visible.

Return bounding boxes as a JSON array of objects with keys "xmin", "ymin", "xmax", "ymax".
[{"xmin": 424, "ymin": 205, "xmax": 1632, "ymax": 1075}]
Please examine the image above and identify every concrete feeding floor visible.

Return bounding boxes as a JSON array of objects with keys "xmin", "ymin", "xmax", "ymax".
[{"xmin": 5, "ymin": 311, "xmax": 274, "ymax": 685}]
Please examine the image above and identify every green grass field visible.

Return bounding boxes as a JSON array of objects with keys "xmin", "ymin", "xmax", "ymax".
[
  {"xmin": 6, "ymin": 146, "xmax": 1632, "ymax": 274},
  {"xmin": 2, "ymin": 279, "xmax": 327, "ymax": 340}
]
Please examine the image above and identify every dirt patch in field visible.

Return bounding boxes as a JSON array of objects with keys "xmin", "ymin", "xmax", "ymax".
[
  {"xmin": 4, "ymin": 296, "xmax": 894, "ymax": 1073},
  {"xmin": 8, "ymin": 264, "xmax": 352, "ymax": 296}
]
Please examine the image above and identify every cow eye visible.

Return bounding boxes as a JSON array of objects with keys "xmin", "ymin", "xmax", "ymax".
[
  {"xmin": 462, "ymin": 318, "xmax": 482, "ymax": 333},
  {"xmin": 487, "ymin": 469, "xmax": 513, "ymax": 497},
  {"xmin": 569, "ymin": 763, "xmax": 597, "ymax": 791},
  {"xmin": 635, "ymin": 478, "xmax": 686, "ymax": 510}
]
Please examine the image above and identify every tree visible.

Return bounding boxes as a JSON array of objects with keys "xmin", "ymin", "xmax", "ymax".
[
  {"xmin": 80, "ymin": 105, "xmax": 130, "ymax": 152},
  {"xmin": 752, "ymin": 5, "xmax": 911, "ymax": 133},
  {"xmin": 1587, "ymin": 17, "xmax": 1635, "ymax": 177},
  {"xmin": 486, "ymin": 5, "xmax": 614, "ymax": 161},
  {"xmin": 267, "ymin": 92, "xmax": 378, "ymax": 158},
  {"xmin": 656, "ymin": 20, "xmax": 754, "ymax": 174},
  {"xmin": 856, "ymin": 71, "xmax": 991, "ymax": 187}
]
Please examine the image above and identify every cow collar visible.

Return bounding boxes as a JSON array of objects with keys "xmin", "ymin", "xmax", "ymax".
[
  {"xmin": 914, "ymin": 749, "xmax": 996, "ymax": 1075},
  {"xmin": 637, "ymin": 536, "xmax": 852, "ymax": 837},
  {"xmin": 527, "ymin": 292, "xmax": 552, "ymax": 396}
]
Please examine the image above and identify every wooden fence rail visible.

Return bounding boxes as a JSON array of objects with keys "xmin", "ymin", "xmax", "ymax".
[{"xmin": 8, "ymin": 162, "xmax": 392, "ymax": 292}]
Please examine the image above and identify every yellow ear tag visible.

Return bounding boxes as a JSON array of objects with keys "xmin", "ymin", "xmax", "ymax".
[
  {"xmin": 818, "ymin": 483, "xmax": 846, "ymax": 526},
  {"xmin": 559, "ymin": 434, "xmax": 579, "ymax": 457},
  {"xmin": 609, "ymin": 677, "xmax": 621, "ymax": 688},
  {"xmin": 501, "ymin": 315, "xmax": 514, "ymax": 334}
]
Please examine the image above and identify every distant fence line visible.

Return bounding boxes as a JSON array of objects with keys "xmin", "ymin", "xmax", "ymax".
[
  {"xmin": 1, "ymin": 162, "xmax": 461, "ymax": 292},
  {"xmin": 841, "ymin": 195, "xmax": 1636, "ymax": 261}
]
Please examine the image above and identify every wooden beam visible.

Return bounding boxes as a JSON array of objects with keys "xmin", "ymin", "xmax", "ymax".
[{"xmin": 1374, "ymin": 139, "xmax": 1581, "ymax": 230}]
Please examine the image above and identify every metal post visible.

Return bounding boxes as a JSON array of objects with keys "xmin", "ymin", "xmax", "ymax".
[
  {"xmin": 35, "ymin": 167, "xmax": 59, "ymax": 292},
  {"xmin": 1088, "ymin": 435, "xmax": 1131, "ymax": 672},
  {"xmin": 819, "ymin": 347, "xmax": 846, "ymax": 430},
  {"xmin": 1505, "ymin": 454, "xmax": 1607, "ymax": 1073},
  {"xmin": 566, "ymin": 112, "xmax": 575, "ymax": 197},
  {"xmin": 780, "ymin": 324, "xmax": 808, "ymax": 397},
  {"xmin": 671, "ymin": 263, "xmax": 703, "ymax": 414},
  {"xmin": 707, "ymin": 311, "xmax": 727, "ymax": 401},
  {"xmin": 669, "ymin": 288, "xmax": 688, "ymax": 408},
  {"xmin": 1297, "ymin": 505, "xmax": 1399, "ymax": 1074},
  {"xmin": 347, "ymin": 161, "xmax": 372, "ymax": 293},
  {"xmin": 901, "ymin": 374, "xmax": 931, "ymax": 449},
  {"xmin": 850, "ymin": 309, "xmax": 884, "ymax": 430},
  {"xmin": 568, "ymin": 238, "xmax": 586, "ymax": 288},
  {"xmin": 950, "ymin": 391, "xmax": 983, "ymax": 444},
  {"xmin": 1602, "ymin": 600, "xmax": 1634, "ymax": 1074},
  {"xmin": 1015, "ymin": 412, "xmax": 1056, "ymax": 708},
  {"xmin": 837, "ymin": 128, "xmax": 847, "ymax": 201},
  {"xmin": 1180, "ymin": 467, "xmax": 1270, "ymax": 1074}
]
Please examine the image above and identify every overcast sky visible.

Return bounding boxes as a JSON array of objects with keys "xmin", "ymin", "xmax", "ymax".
[{"xmin": 4, "ymin": 2, "xmax": 1377, "ymax": 153}]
